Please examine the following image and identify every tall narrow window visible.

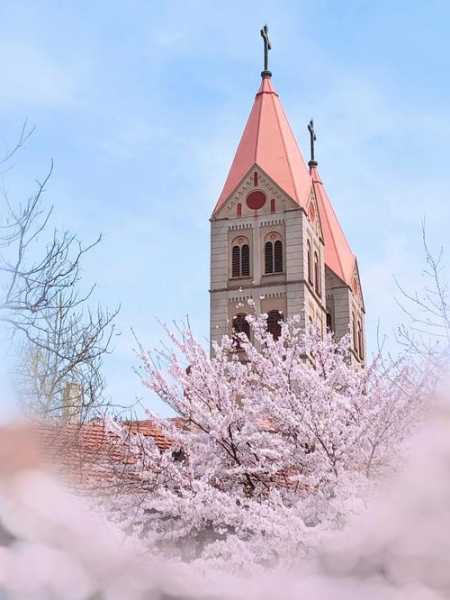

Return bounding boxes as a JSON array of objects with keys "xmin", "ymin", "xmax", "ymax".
[
  {"xmin": 231, "ymin": 237, "xmax": 250, "ymax": 278},
  {"xmin": 307, "ymin": 241, "xmax": 312, "ymax": 284},
  {"xmin": 267, "ymin": 310, "xmax": 283, "ymax": 340},
  {"xmin": 314, "ymin": 252, "xmax": 320, "ymax": 296},
  {"xmin": 358, "ymin": 322, "xmax": 364, "ymax": 359},
  {"xmin": 232, "ymin": 246, "xmax": 240, "ymax": 278},
  {"xmin": 241, "ymin": 244, "xmax": 250, "ymax": 276},
  {"xmin": 236, "ymin": 203, "xmax": 242, "ymax": 217},
  {"xmin": 270, "ymin": 198, "xmax": 276, "ymax": 213},
  {"xmin": 274, "ymin": 240, "xmax": 283, "ymax": 273},
  {"xmin": 264, "ymin": 233, "xmax": 283, "ymax": 275},
  {"xmin": 265, "ymin": 241, "xmax": 273, "ymax": 274},
  {"xmin": 326, "ymin": 312, "xmax": 332, "ymax": 332},
  {"xmin": 352, "ymin": 312, "xmax": 357, "ymax": 351},
  {"xmin": 253, "ymin": 172, "xmax": 258, "ymax": 186}
]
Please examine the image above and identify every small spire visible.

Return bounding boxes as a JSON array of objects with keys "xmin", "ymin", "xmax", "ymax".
[
  {"xmin": 307, "ymin": 119, "xmax": 318, "ymax": 168},
  {"xmin": 260, "ymin": 24, "xmax": 272, "ymax": 78}
]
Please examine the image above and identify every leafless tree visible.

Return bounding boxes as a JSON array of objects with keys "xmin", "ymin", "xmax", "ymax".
[
  {"xmin": 0, "ymin": 123, "xmax": 119, "ymax": 420},
  {"xmin": 395, "ymin": 222, "xmax": 449, "ymax": 364},
  {"xmin": 17, "ymin": 298, "xmax": 118, "ymax": 421}
]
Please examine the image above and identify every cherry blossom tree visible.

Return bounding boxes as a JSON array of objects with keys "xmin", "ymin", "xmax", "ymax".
[{"xmin": 103, "ymin": 313, "xmax": 430, "ymax": 570}]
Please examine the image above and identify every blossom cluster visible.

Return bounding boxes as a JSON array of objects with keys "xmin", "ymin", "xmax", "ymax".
[{"xmin": 108, "ymin": 315, "xmax": 430, "ymax": 569}]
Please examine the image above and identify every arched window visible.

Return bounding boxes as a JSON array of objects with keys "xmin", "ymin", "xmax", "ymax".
[
  {"xmin": 274, "ymin": 240, "xmax": 283, "ymax": 273},
  {"xmin": 314, "ymin": 252, "xmax": 321, "ymax": 296},
  {"xmin": 253, "ymin": 171, "xmax": 258, "ymax": 186},
  {"xmin": 267, "ymin": 310, "xmax": 283, "ymax": 340},
  {"xmin": 265, "ymin": 241, "xmax": 273, "ymax": 274},
  {"xmin": 270, "ymin": 198, "xmax": 276, "ymax": 213},
  {"xmin": 358, "ymin": 321, "xmax": 364, "ymax": 359},
  {"xmin": 307, "ymin": 240, "xmax": 312, "ymax": 284},
  {"xmin": 264, "ymin": 233, "xmax": 283, "ymax": 274},
  {"xmin": 352, "ymin": 312, "xmax": 357, "ymax": 351},
  {"xmin": 236, "ymin": 203, "xmax": 242, "ymax": 217},
  {"xmin": 231, "ymin": 237, "xmax": 250, "ymax": 278},
  {"xmin": 233, "ymin": 314, "xmax": 250, "ymax": 347}
]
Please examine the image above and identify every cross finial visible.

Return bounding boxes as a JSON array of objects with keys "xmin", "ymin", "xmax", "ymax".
[
  {"xmin": 260, "ymin": 24, "xmax": 272, "ymax": 78},
  {"xmin": 307, "ymin": 119, "xmax": 317, "ymax": 166}
]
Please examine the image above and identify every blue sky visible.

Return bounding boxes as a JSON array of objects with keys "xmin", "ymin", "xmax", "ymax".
[{"xmin": 0, "ymin": 1, "xmax": 449, "ymax": 417}]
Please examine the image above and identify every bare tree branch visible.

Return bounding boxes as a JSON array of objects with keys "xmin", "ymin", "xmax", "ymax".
[
  {"xmin": 0, "ymin": 126, "xmax": 119, "ymax": 421},
  {"xmin": 0, "ymin": 120, "xmax": 35, "ymax": 169},
  {"xmin": 395, "ymin": 221, "xmax": 450, "ymax": 362}
]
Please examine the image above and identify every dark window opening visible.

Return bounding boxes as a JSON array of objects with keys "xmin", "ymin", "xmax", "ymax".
[
  {"xmin": 253, "ymin": 172, "xmax": 258, "ymax": 186},
  {"xmin": 233, "ymin": 314, "xmax": 250, "ymax": 348},
  {"xmin": 232, "ymin": 241, "xmax": 250, "ymax": 278},
  {"xmin": 314, "ymin": 252, "xmax": 320, "ymax": 296},
  {"xmin": 265, "ymin": 239, "xmax": 283, "ymax": 274},
  {"xmin": 265, "ymin": 241, "xmax": 273, "ymax": 274},
  {"xmin": 232, "ymin": 245, "xmax": 241, "ymax": 278},
  {"xmin": 237, "ymin": 203, "xmax": 242, "ymax": 217},
  {"xmin": 326, "ymin": 312, "xmax": 333, "ymax": 332},
  {"xmin": 267, "ymin": 310, "xmax": 283, "ymax": 340},
  {"xmin": 274, "ymin": 240, "xmax": 283, "ymax": 273},
  {"xmin": 358, "ymin": 323, "xmax": 364, "ymax": 359},
  {"xmin": 307, "ymin": 241, "xmax": 313, "ymax": 284},
  {"xmin": 270, "ymin": 198, "xmax": 276, "ymax": 213},
  {"xmin": 241, "ymin": 244, "xmax": 250, "ymax": 276}
]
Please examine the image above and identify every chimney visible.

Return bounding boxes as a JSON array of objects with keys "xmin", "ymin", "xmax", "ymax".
[{"xmin": 62, "ymin": 382, "xmax": 83, "ymax": 422}]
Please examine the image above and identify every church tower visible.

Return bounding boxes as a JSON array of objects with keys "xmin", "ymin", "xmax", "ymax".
[{"xmin": 210, "ymin": 26, "xmax": 365, "ymax": 362}]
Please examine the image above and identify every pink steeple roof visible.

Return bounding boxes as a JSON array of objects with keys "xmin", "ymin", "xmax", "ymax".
[
  {"xmin": 212, "ymin": 73, "xmax": 358, "ymax": 290},
  {"xmin": 310, "ymin": 164, "xmax": 356, "ymax": 287},
  {"xmin": 212, "ymin": 76, "xmax": 311, "ymax": 215}
]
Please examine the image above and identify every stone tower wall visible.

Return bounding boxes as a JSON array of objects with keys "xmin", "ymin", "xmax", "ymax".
[{"xmin": 210, "ymin": 167, "xmax": 327, "ymax": 347}]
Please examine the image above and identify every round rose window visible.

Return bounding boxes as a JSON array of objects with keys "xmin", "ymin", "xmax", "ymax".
[{"xmin": 246, "ymin": 191, "xmax": 266, "ymax": 210}]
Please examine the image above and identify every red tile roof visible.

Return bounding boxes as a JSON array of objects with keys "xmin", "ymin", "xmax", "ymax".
[
  {"xmin": 122, "ymin": 419, "xmax": 172, "ymax": 450},
  {"xmin": 36, "ymin": 419, "xmax": 173, "ymax": 494},
  {"xmin": 34, "ymin": 419, "xmax": 310, "ymax": 498},
  {"xmin": 311, "ymin": 164, "xmax": 356, "ymax": 287}
]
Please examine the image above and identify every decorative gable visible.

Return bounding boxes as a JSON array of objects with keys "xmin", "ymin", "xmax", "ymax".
[
  {"xmin": 212, "ymin": 75, "xmax": 311, "ymax": 217},
  {"xmin": 307, "ymin": 186, "xmax": 324, "ymax": 242},
  {"xmin": 214, "ymin": 165, "xmax": 299, "ymax": 220}
]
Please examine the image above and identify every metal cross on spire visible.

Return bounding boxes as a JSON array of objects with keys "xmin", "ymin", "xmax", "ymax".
[
  {"xmin": 260, "ymin": 24, "xmax": 272, "ymax": 77},
  {"xmin": 307, "ymin": 119, "xmax": 317, "ymax": 166}
]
